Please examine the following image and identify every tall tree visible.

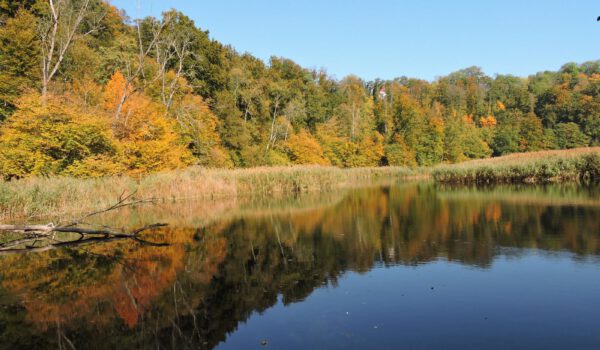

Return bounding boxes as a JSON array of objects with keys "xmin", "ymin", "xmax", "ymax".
[
  {"xmin": 39, "ymin": 0, "xmax": 103, "ymax": 97},
  {"xmin": 0, "ymin": 9, "xmax": 39, "ymax": 119}
]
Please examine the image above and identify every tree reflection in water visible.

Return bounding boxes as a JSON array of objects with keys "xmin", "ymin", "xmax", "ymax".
[{"xmin": 0, "ymin": 183, "xmax": 599, "ymax": 349}]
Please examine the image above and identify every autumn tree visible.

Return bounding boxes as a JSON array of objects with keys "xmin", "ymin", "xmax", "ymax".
[
  {"xmin": 518, "ymin": 112, "xmax": 545, "ymax": 151},
  {"xmin": 153, "ymin": 10, "xmax": 196, "ymax": 112},
  {"xmin": 0, "ymin": 92, "xmax": 118, "ymax": 179},
  {"xmin": 444, "ymin": 114, "xmax": 491, "ymax": 162},
  {"xmin": 285, "ymin": 129, "xmax": 329, "ymax": 165},
  {"xmin": 103, "ymin": 71, "xmax": 193, "ymax": 175},
  {"xmin": 172, "ymin": 94, "xmax": 232, "ymax": 167},
  {"xmin": 339, "ymin": 75, "xmax": 374, "ymax": 140}
]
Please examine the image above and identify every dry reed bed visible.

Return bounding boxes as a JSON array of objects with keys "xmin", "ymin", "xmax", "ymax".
[
  {"xmin": 0, "ymin": 165, "xmax": 425, "ymax": 221},
  {"xmin": 433, "ymin": 147, "xmax": 600, "ymax": 184}
]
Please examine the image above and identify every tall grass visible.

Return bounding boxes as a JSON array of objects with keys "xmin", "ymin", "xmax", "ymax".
[
  {"xmin": 433, "ymin": 148, "xmax": 600, "ymax": 184},
  {"xmin": 4, "ymin": 148, "xmax": 598, "ymax": 221},
  {"xmin": 0, "ymin": 165, "xmax": 426, "ymax": 221}
]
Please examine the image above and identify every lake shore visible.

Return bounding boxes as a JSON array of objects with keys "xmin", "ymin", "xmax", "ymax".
[
  {"xmin": 433, "ymin": 147, "xmax": 600, "ymax": 184},
  {"xmin": 0, "ymin": 166, "xmax": 426, "ymax": 221},
  {"xmin": 2, "ymin": 147, "xmax": 600, "ymax": 221}
]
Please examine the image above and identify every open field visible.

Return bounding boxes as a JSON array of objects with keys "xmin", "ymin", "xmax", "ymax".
[
  {"xmin": 432, "ymin": 147, "xmax": 600, "ymax": 184},
  {"xmin": 0, "ymin": 165, "xmax": 426, "ymax": 221}
]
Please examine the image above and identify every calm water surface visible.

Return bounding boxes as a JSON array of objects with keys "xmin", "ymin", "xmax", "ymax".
[{"xmin": 1, "ymin": 183, "xmax": 600, "ymax": 349}]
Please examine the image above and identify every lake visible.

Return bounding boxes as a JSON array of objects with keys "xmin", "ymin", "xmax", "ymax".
[{"xmin": 1, "ymin": 182, "xmax": 600, "ymax": 349}]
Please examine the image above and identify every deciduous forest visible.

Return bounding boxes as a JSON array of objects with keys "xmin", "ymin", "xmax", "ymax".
[{"xmin": 1, "ymin": 0, "xmax": 598, "ymax": 180}]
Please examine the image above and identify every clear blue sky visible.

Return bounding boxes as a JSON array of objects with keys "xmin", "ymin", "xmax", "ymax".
[{"xmin": 110, "ymin": 0, "xmax": 599, "ymax": 81}]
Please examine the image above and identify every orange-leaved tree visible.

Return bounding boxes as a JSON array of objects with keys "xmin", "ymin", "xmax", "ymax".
[{"xmin": 103, "ymin": 71, "xmax": 194, "ymax": 175}]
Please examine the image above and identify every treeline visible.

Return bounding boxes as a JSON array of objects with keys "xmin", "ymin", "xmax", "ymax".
[{"xmin": 0, "ymin": 1, "xmax": 599, "ymax": 179}]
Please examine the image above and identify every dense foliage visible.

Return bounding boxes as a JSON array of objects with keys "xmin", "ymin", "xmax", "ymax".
[{"xmin": 0, "ymin": 0, "xmax": 599, "ymax": 179}]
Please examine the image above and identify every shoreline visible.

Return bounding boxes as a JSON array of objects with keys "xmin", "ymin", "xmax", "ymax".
[
  {"xmin": 1, "ymin": 148, "xmax": 599, "ymax": 221},
  {"xmin": 0, "ymin": 166, "xmax": 427, "ymax": 221},
  {"xmin": 433, "ymin": 148, "xmax": 600, "ymax": 184}
]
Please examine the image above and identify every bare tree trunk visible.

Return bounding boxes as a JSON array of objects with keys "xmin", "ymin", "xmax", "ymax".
[
  {"xmin": 114, "ymin": 83, "xmax": 129, "ymax": 122},
  {"xmin": 284, "ymin": 121, "xmax": 289, "ymax": 141},
  {"xmin": 154, "ymin": 14, "xmax": 194, "ymax": 114},
  {"xmin": 40, "ymin": 0, "xmax": 100, "ymax": 98},
  {"xmin": 113, "ymin": 17, "xmax": 168, "ymax": 120},
  {"xmin": 351, "ymin": 103, "xmax": 356, "ymax": 139},
  {"xmin": 266, "ymin": 98, "xmax": 280, "ymax": 151}
]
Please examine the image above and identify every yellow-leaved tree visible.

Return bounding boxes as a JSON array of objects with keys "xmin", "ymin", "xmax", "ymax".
[
  {"xmin": 0, "ymin": 93, "xmax": 121, "ymax": 179},
  {"xmin": 315, "ymin": 117, "xmax": 353, "ymax": 167},
  {"xmin": 384, "ymin": 135, "xmax": 417, "ymax": 166},
  {"xmin": 284, "ymin": 129, "xmax": 330, "ymax": 165}
]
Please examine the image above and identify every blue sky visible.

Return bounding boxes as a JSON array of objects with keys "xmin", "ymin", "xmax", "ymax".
[{"xmin": 110, "ymin": 0, "xmax": 599, "ymax": 81}]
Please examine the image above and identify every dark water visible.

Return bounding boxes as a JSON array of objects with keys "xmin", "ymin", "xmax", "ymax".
[{"xmin": 1, "ymin": 183, "xmax": 600, "ymax": 350}]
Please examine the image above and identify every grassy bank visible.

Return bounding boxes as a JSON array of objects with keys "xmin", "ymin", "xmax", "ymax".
[
  {"xmin": 4, "ymin": 148, "xmax": 599, "ymax": 221},
  {"xmin": 433, "ymin": 148, "xmax": 600, "ymax": 184},
  {"xmin": 0, "ymin": 166, "xmax": 426, "ymax": 221}
]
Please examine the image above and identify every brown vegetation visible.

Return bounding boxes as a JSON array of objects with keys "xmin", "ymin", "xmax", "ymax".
[
  {"xmin": 433, "ymin": 147, "xmax": 600, "ymax": 184},
  {"xmin": 0, "ymin": 165, "xmax": 426, "ymax": 221}
]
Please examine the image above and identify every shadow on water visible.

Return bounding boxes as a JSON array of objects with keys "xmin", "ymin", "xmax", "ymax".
[{"xmin": 0, "ymin": 182, "xmax": 599, "ymax": 349}]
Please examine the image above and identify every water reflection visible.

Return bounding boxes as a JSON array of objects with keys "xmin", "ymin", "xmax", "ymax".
[{"xmin": 0, "ymin": 183, "xmax": 599, "ymax": 349}]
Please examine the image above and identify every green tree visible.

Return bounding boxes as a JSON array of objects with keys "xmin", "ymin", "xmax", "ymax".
[
  {"xmin": 0, "ymin": 9, "xmax": 39, "ymax": 120},
  {"xmin": 518, "ymin": 113, "xmax": 545, "ymax": 151},
  {"xmin": 555, "ymin": 122, "xmax": 591, "ymax": 149}
]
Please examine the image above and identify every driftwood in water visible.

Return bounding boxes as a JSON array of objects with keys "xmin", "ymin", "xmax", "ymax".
[{"xmin": 0, "ymin": 190, "xmax": 169, "ymax": 255}]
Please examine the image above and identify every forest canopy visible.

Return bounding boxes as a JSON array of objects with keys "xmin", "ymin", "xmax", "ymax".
[{"xmin": 0, "ymin": 0, "xmax": 599, "ymax": 180}]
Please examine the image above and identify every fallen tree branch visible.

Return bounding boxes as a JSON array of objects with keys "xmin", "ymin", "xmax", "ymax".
[
  {"xmin": 62, "ymin": 189, "xmax": 157, "ymax": 227},
  {"xmin": 0, "ymin": 191, "xmax": 169, "ymax": 254},
  {"xmin": 0, "ymin": 224, "xmax": 55, "ymax": 233}
]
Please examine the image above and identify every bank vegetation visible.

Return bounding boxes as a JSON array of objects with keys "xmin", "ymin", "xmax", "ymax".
[
  {"xmin": 0, "ymin": 166, "xmax": 424, "ymax": 220},
  {"xmin": 433, "ymin": 147, "xmax": 600, "ymax": 184}
]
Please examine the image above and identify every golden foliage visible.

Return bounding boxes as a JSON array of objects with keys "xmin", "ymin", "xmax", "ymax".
[
  {"xmin": 385, "ymin": 136, "xmax": 417, "ymax": 166},
  {"xmin": 0, "ymin": 92, "xmax": 118, "ymax": 179},
  {"xmin": 103, "ymin": 71, "xmax": 130, "ymax": 112},
  {"xmin": 103, "ymin": 72, "xmax": 195, "ymax": 175},
  {"xmin": 285, "ymin": 129, "xmax": 330, "ymax": 165}
]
